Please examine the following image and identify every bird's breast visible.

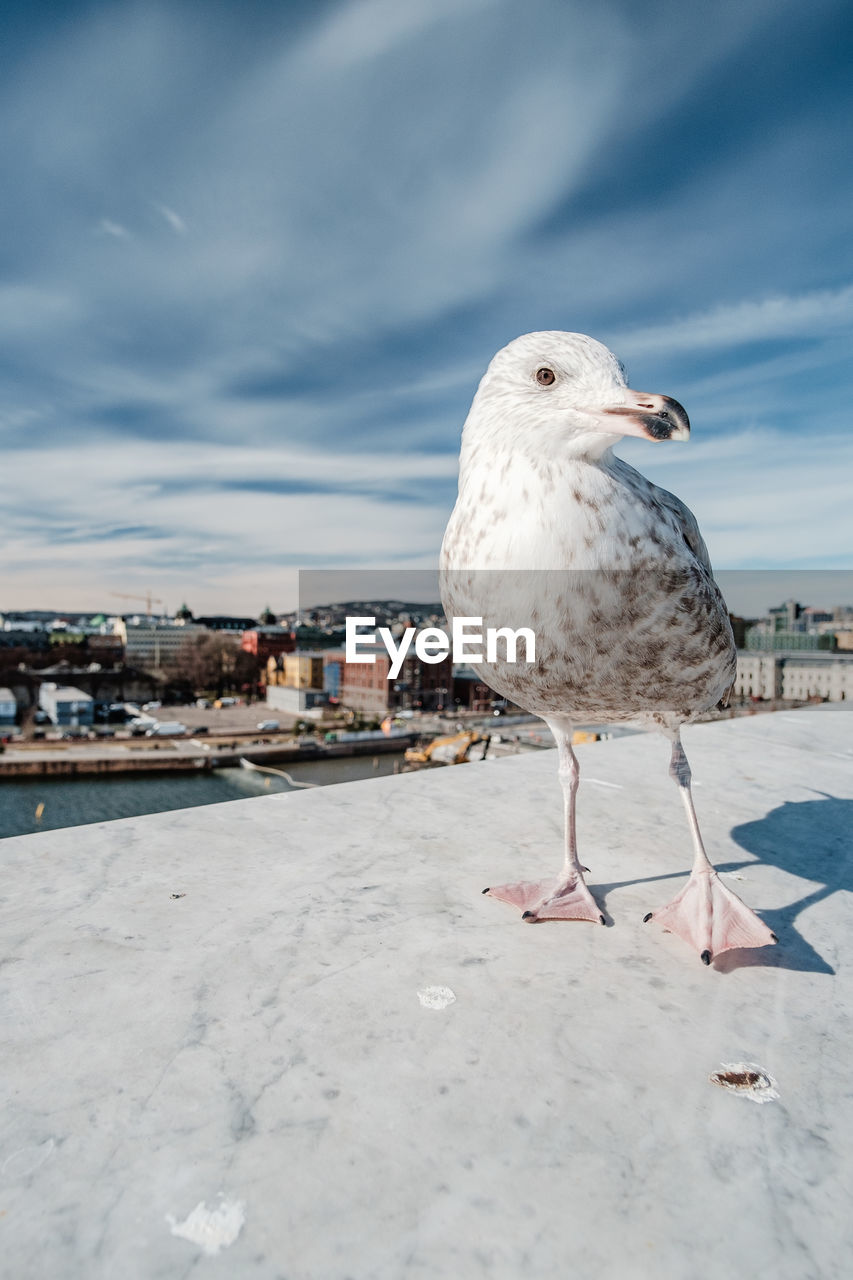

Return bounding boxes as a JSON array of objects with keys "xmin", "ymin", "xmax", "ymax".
[{"xmin": 441, "ymin": 457, "xmax": 668, "ymax": 572}]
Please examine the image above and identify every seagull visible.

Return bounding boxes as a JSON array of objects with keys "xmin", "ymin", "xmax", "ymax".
[{"xmin": 440, "ymin": 331, "xmax": 777, "ymax": 965}]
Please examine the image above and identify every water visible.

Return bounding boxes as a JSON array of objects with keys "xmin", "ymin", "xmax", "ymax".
[{"xmin": 0, "ymin": 753, "xmax": 407, "ymax": 841}]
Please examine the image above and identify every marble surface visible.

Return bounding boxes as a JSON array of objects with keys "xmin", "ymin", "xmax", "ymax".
[{"xmin": 2, "ymin": 703, "xmax": 852, "ymax": 1278}]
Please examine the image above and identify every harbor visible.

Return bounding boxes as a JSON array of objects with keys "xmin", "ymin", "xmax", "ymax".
[
  {"xmin": 0, "ymin": 730, "xmax": 417, "ymax": 778},
  {"xmin": 0, "ymin": 710, "xmax": 557, "ymax": 840}
]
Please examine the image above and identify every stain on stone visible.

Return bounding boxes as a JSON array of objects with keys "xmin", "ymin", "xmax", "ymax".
[{"xmin": 709, "ymin": 1062, "xmax": 779, "ymax": 1104}]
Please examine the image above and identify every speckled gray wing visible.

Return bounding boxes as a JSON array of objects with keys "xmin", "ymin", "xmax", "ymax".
[
  {"xmin": 618, "ymin": 464, "xmax": 736, "ymax": 710},
  {"xmin": 657, "ymin": 488, "xmax": 737, "ymax": 710},
  {"xmin": 608, "ymin": 456, "xmax": 712, "ymax": 573}
]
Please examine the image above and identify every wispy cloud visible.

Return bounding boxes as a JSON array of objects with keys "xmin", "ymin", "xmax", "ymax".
[
  {"xmin": 614, "ymin": 283, "xmax": 853, "ymax": 358},
  {"xmin": 153, "ymin": 203, "xmax": 187, "ymax": 235},
  {"xmin": 0, "ymin": 435, "xmax": 455, "ymax": 609},
  {"xmin": 0, "ymin": 0, "xmax": 850, "ymax": 611},
  {"xmin": 306, "ymin": 0, "xmax": 496, "ymax": 68},
  {"xmin": 97, "ymin": 218, "xmax": 132, "ymax": 240}
]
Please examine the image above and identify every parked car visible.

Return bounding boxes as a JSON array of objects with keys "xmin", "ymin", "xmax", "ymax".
[
  {"xmin": 142, "ymin": 701, "xmax": 162, "ymax": 711},
  {"xmin": 195, "ymin": 698, "xmax": 211, "ymax": 709},
  {"xmin": 256, "ymin": 719, "xmax": 280, "ymax": 731}
]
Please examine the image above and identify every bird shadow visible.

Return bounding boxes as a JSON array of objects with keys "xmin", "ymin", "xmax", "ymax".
[
  {"xmin": 715, "ymin": 792, "xmax": 850, "ymax": 975},
  {"xmin": 594, "ymin": 793, "xmax": 851, "ymax": 975}
]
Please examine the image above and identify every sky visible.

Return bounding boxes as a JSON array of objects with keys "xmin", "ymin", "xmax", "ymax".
[{"xmin": 1, "ymin": 0, "xmax": 851, "ymax": 617}]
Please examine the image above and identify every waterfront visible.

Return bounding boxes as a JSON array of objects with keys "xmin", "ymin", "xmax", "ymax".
[{"xmin": 0, "ymin": 753, "xmax": 407, "ymax": 840}]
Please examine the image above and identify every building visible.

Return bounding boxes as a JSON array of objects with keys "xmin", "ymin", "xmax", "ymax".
[
  {"xmin": 451, "ymin": 665, "xmax": 499, "ymax": 711},
  {"xmin": 266, "ymin": 653, "xmax": 325, "ymax": 690},
  {"xmin": 113, "ymin": 617, "xmax": 209, "ymax": 672},
  {"xmin": 747, "ymin": 599, "xmax": 853, "ymax": 652},
  {"xmin": 265, "ymin": 652, "xmax": 330, "ymax": 717},
  {"xmin": 262, "ymin": 646, "xmax": 450, "ymax": 718},
  {"xmin": 86, "ymin": 633, "xmax": 125, "ymax": 662},
  {"xmin": 768, "ymin": 599, "xmax": 802, "ymax": 632},
  {"xmin": 339, "ymin": 653, "xmax": 396, "ymax": 717},
  {"xmin": 21, "ymin": 665, "xmax": 160, "ymax": 709},
  {"xmin": 734, "ymin": 652, "xmax": 853, "ymax": 703},
  {"xmin": 779, "ymin": 655, "xmax": 853, "ymax": 702},
  {"xmin": 746, "ymin": 628, "xmax": 836, "ymax": 652},
  {"xmin": 38, "ymin": 683, "xmax": 95, "ymax": 726},
  {"xmin": 194, "ymin": 615, "xmax": 258, "ymax": 633},
  {"xmin": 0, "ymin": 627, "xmax": 50, "ymax": 653},
  {"xmin": 0, "ymin": 687, "xmax": 17, "ymax": 725},
  {"xmin": 266, "ymin": 686, "xmax": 329, "ymax": 715},
  {"xmin": 802, "ymin": 607, "xmax": 835, "ymax": 627},
  {"xmin": 338, "ymin": 643, "xmax": 453, "ymax": 717},
  {"xmin": 733, "ymin": 654, "xmax": 784, "ymax": 701},
  {"xmin": 323, "ymin": 653, "xmax": 343, "ymax": 700},
  {"xmin": 241, "ymin": 627, "xmax": 296, "ymax": 664},
  {"xmin": 380, "ymin": 644, "xmax": 452, "ymax": 714}
]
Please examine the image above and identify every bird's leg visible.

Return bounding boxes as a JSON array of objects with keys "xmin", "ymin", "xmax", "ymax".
[
  {"xmin": 484, "ymin": 723, "xmax": 604, "ymax": 924},
  {"xmin": 644, "ymin": 735, "xmax": 777, "ymax": 964}
]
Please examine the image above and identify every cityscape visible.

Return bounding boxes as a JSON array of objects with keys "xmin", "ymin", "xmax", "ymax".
[{"xmin": 2, "ymin": 593, "xmax": 852, "ymax": 755}]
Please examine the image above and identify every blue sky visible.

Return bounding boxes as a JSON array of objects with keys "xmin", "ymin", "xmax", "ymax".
[{"xmin": 1, "ymin": 0, "xmax": 851, "ymax": 615}]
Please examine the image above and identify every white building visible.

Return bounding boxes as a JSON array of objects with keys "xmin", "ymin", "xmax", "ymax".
[
  {"xmin": 734, "ymin": 652, "xmax": 853, "ymax": 703},
  {"xmin": 733, "ymin": 654, "xmax": 783, "ymax": 701},
  {"xmin": 266, "ymin": 685, "xmax": 329, "ymax": 718},
  {"xmin": 781, "ymin": 656, "xmax": 853, "ymax": 702},
  {"xmin": 38, "ymin": 684, "xmax": 95, "ymax": 726}
]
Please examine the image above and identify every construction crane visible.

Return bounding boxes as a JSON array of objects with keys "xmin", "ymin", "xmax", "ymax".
[{"xmin": 109, "ymin": 590, "xmax": 164, "ymax": 617}]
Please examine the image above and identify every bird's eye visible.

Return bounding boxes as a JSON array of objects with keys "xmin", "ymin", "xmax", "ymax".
[{"xmin": 535, "ymin": 367, "xmax": 556, "ymax": 386}]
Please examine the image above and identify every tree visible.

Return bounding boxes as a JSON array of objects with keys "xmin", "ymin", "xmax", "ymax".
[{"xmin": 173, "ymin": 634, "xmax": 259, "ymax": 697}]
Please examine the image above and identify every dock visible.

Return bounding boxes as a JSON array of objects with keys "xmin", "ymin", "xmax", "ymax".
[{"xmin": 0, "ymin": 733, "xmax": 416, "ymax": 778}]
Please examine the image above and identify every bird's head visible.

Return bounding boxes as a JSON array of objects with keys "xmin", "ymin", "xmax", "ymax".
[{"xmin": 462, "ymin": 331, "xmax": 689, "ymax": 462}]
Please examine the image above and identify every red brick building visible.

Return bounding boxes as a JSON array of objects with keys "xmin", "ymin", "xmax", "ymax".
[
  {"xmin": 338, "ymin": 648, "xmax": 453, "ymax": 717},
  {"xmin": 241, "ymin": 626, "xmax": 297, "ymax": 664}
]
